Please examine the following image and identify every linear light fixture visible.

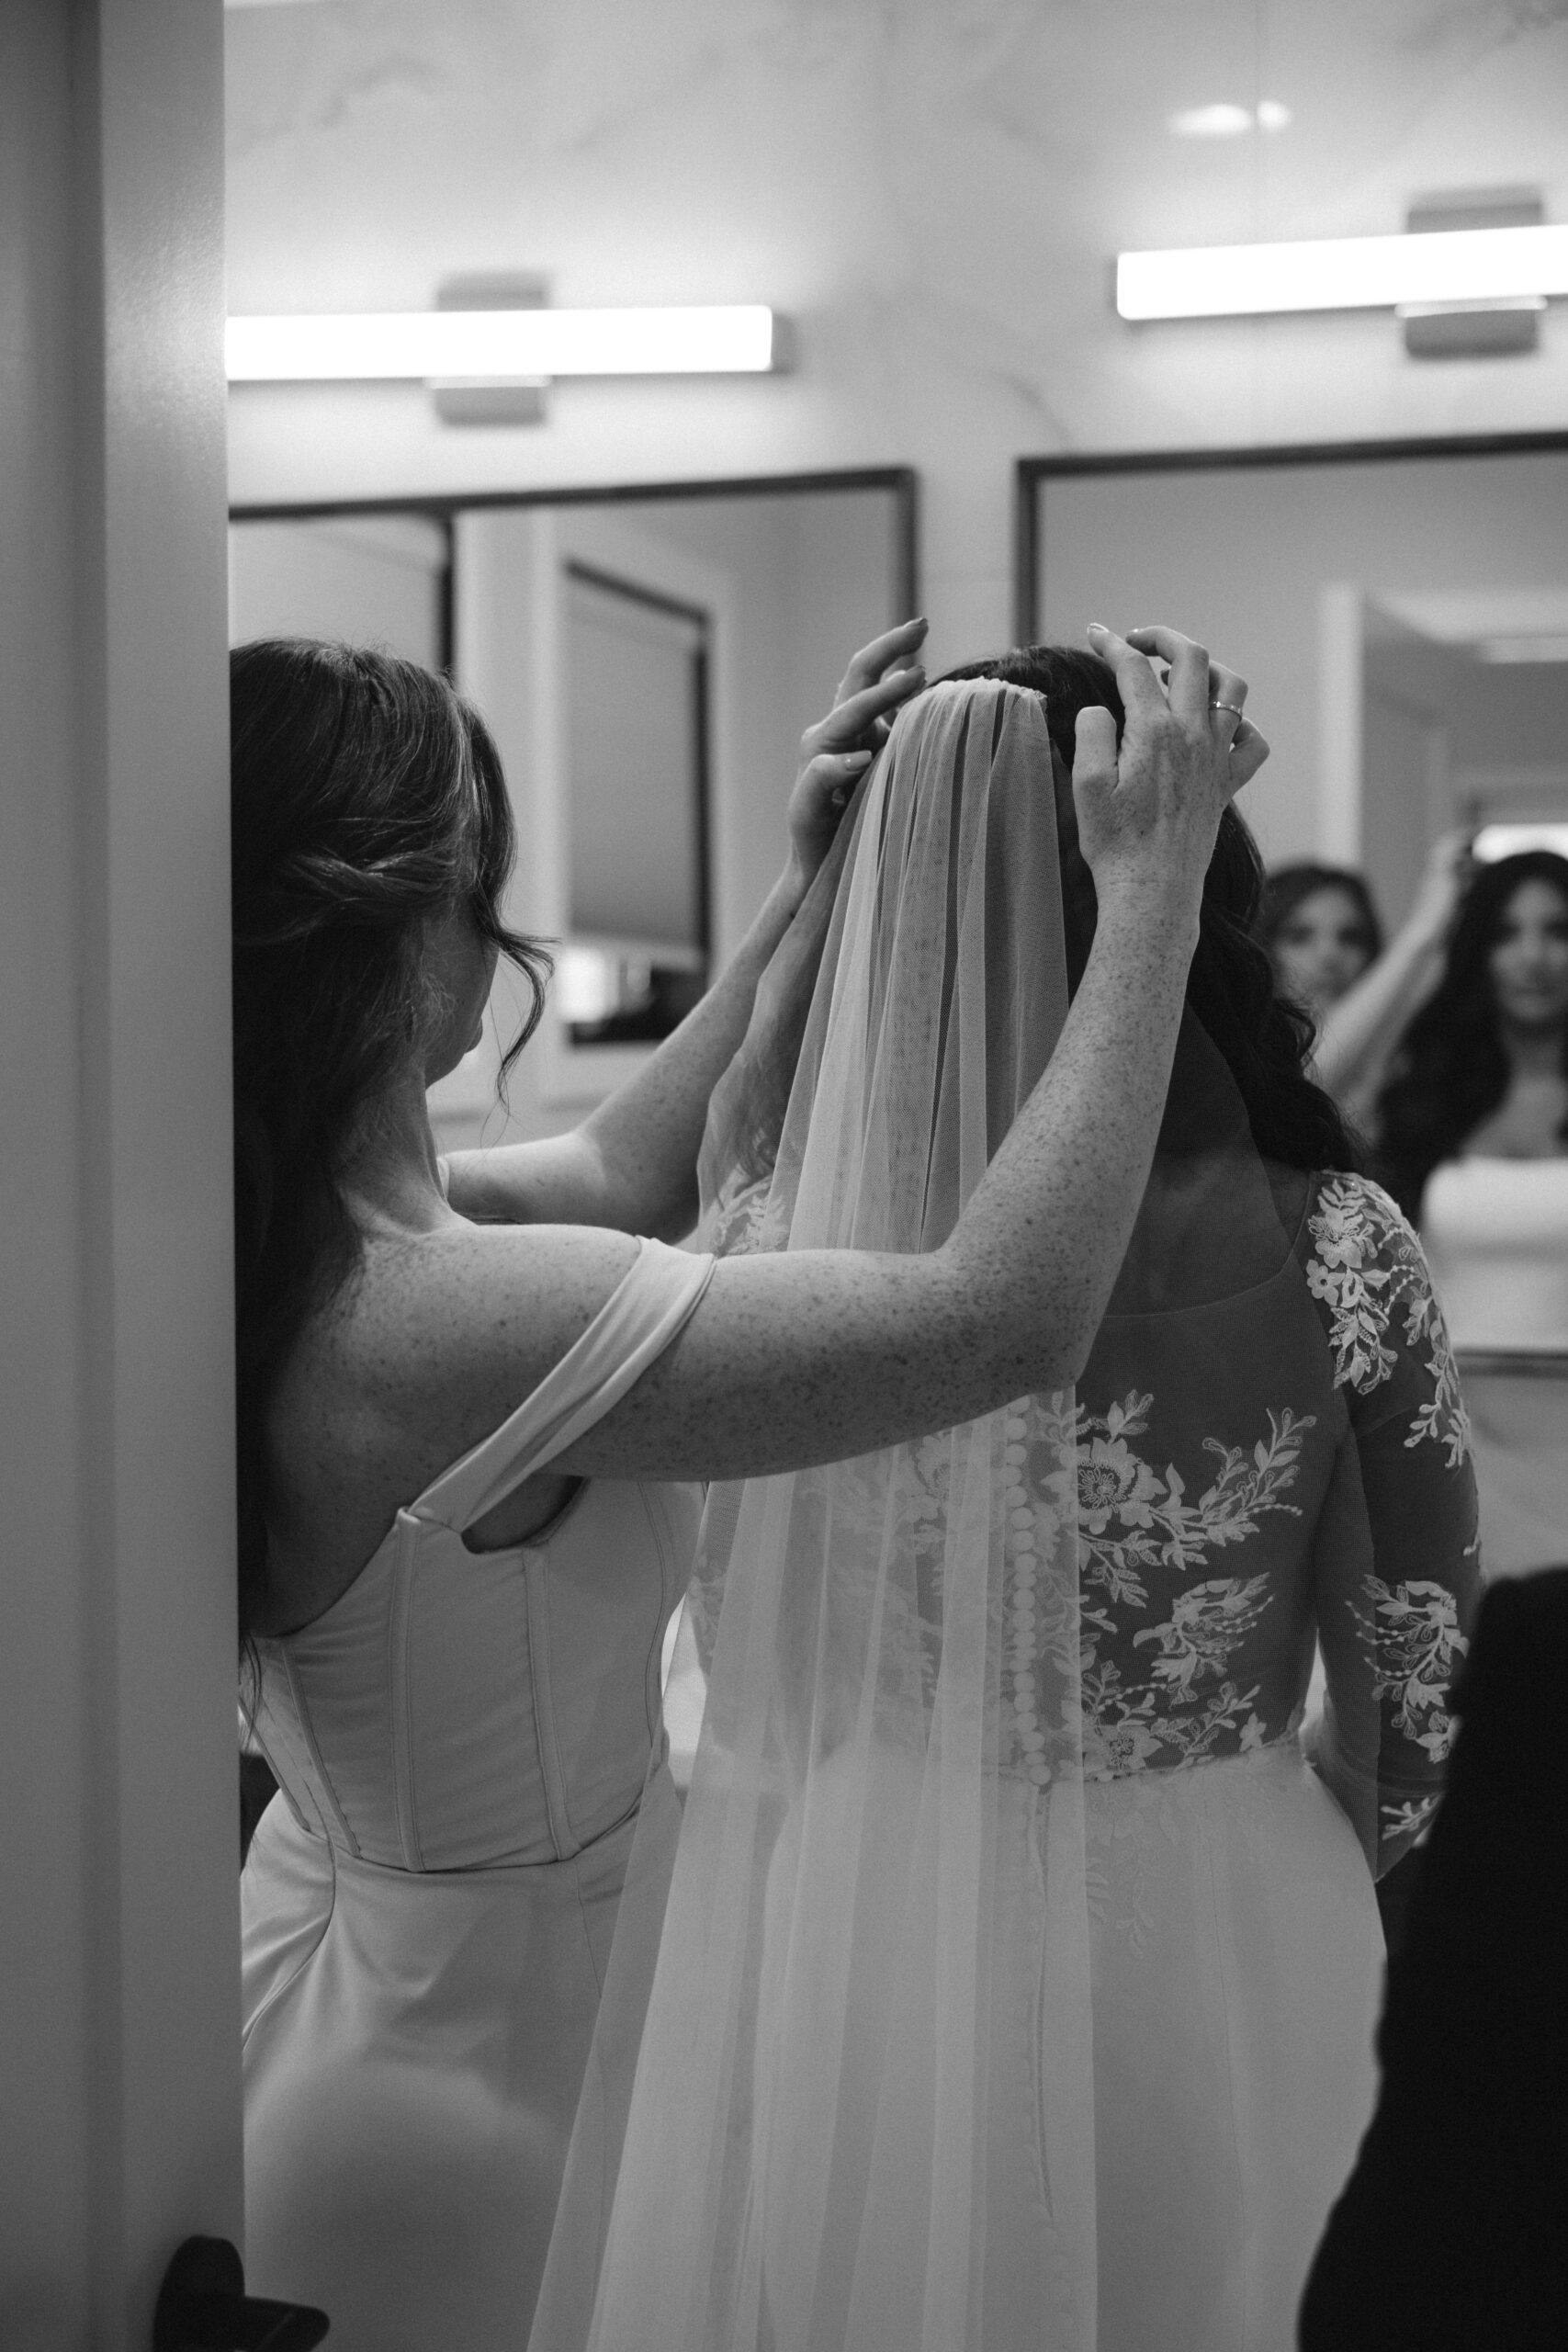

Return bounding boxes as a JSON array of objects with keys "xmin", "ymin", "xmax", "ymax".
[
  {"xmin": 1116, "ymin": 221, "xmax": 1568, "ymax": 320},
  {"xmin": 225, "ymin": 306, "xmax": 784, "ymax": 381}
]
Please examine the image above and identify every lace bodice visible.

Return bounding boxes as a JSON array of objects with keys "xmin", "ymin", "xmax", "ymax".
[
  {"xmin": 996, "ymin": 1173, "xmax": 1480, "ymax": 1873},
  {"xmin": 698, "ymin": 1170, "xmax": 1480, "ymax": 1875}
]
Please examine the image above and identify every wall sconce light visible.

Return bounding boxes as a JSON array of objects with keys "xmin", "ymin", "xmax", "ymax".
[{"xmin": 1115, "ymin": 196, "xmax": 1565, "ymax": 355}]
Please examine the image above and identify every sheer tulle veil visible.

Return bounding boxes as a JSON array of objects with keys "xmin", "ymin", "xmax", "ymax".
[{"xmin": 526, "ymin": 677, "xmax": 1375, "ymax": 2352}]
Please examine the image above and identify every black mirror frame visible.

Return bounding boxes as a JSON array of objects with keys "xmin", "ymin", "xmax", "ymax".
[
  {"xmin": 231, "ymin": 466, "xmax": 920, "ymax": 679},
  {"xmin": 1013, "ymin": 430, "xmax": 1568, "ymax": 650}
]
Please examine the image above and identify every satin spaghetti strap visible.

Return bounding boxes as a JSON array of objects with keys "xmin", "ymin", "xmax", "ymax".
[{"xmin": 410, "ymin": 1237, "xmax": 715, "ymax": 1534}]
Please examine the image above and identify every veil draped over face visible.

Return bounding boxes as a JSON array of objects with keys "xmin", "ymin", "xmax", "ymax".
[{"xmin": 527, "ymin": 681, "xmax": 1399, "ymax": 2352}]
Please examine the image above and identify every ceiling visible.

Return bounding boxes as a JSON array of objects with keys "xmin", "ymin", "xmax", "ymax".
[{"xmin": 225, "ymin": 1, "xmax": 1568, "ymax": 311}]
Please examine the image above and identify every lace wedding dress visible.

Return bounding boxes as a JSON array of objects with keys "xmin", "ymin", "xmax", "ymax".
[{"xmin": 529, "ymin": 682, "xmax": 1481, "ymax": 2352}]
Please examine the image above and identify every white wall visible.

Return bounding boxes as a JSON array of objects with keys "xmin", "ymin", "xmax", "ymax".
[
  {"xmin": 230, "ymin": 513, "xmax": 447, "ymax": 661},
  {"xmin": 225, "ymin": 0, "xmax": 1568, "ymax": 794},
  {"xmin": 2, "ymin": 2, "xmax": 241, "ymax": 2345},
  {"xmin": 641, "ymin": 489, "xmax": 898, "ymax": 929}
]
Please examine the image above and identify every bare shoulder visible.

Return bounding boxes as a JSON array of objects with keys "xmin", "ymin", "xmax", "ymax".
[
  {"xmin": 281, "ymin": 1216, "xmax": 642, "ymax": 1466},
  {"xmin": 263, "ymin": 1217, "xmax": 641, "ymax": 1597}
]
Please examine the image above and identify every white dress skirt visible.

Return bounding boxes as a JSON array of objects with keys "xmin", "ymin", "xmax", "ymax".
[
  {"xmin": 746, "ymin": 1739, "xmax": 1382, "ymax": 2352},
  {"xmin": 1077, "ymin": 1747, "xmax": 1382, "ymax": 2351}
]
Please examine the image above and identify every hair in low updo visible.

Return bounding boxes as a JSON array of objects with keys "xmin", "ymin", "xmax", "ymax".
[
  {"xmin": 231, "ymin": 639, "xmax": 550, "ymax": 1665},
  {"xmin": 938, "ymin": 645, "xmax": 1362, "ymax": 1178}
]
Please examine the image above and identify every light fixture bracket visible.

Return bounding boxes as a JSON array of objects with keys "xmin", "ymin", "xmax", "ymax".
[
  {"xmin": 1403, "ymin": 189, "xmax": 1543, "ymax": 359},
  {"xmin": 432, "ymin": 273, "xmax": 549, "ymax": 426}
]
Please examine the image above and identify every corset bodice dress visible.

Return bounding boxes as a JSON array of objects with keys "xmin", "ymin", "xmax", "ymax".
[
  {"xmin": 241, "ymin": 1238, "xmax": 713, "ymax": 2352},
  {"xmin": 1421, "ymin": 1154, "xmax": 1568, "ymax": 1577}
]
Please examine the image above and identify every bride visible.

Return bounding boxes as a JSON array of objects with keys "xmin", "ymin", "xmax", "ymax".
[{"xmin": 541, "ymin": 641, "xmax": 1482, "ymax": 2352}]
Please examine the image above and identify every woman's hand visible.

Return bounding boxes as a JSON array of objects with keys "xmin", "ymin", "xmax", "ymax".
[
  {"xmin": 1072, "ymin": 621, "xmax": 1269, "ymax": 919},
  {"xmin": 782, "ymin": 619, "xmax": 928, "ymax": 903},
  {"xmin": 1406, "ymin": 827, "xmax": 1472, "ymax": 948}
]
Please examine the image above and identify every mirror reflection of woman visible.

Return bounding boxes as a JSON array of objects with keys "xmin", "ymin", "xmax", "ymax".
[
  {"xmin": 1378, "ymin": 850, "xmax": 1568, "ymax": 1579},
  {"xmin": 1261, "ymin": 863, "xmax": 1382, "ymax": 1023},
  {"xmin": 233, "ymin": 618, "xmax": 1254, "ymax": 2351},
  {"xmin": 1261, "ymin": 839, "xmax": 1472, "ymax": 1134}
]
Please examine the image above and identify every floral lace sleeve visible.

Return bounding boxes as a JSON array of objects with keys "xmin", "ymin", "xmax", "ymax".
[{"xmin": 1303, "ymin": 1175, "xmax": 1482, "ymax": 1875}]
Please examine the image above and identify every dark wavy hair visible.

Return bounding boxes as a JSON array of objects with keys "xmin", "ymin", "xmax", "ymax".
[
  {"xmin": 1376, "ymin": 849, "xmax": 1568, "ymax": 1218},
  {"xmin": 1258, "ymin": 862, "xmax": 1382, "ymax": 967},
  {"xmin": 939, "ymin": 646, "xmax": 1363, "ymax": 1177},
  {"xmin": 231, "ymin": 639, "xmax": 551, "ymax": 1666}
]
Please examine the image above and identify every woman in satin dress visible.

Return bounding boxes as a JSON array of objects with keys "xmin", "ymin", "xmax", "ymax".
[
  {"xmin": 233, "ymin": 617, "xmax": 1260, "ymax": 2348},
  {"xmin": 1379, "ymin": 850, "xmax": 1568, "ymax": 1577}
]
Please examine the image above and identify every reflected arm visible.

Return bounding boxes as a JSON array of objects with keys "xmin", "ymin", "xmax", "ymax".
[
  {"xmin": 1313, "ymin": 832, "xmax": 1469, "ymax": 1120},
  {"xmin": 1312, "ymin": 925, "xmax": 1444, "ymax": 1113}
]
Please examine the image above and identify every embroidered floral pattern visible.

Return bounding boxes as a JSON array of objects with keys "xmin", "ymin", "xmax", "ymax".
[
  {"xmin": 1054, "ymin": 1393, "xmax": 1314, "ymax": 1608},
  {"xmin": 700, "ymin": 1171, "xmax": 776, "ymax": 1260},
  {"xmin": 1364, "ymin": 1575, "xmax": 1469, "ymax": 1760},
  {"xmin": 1133, "ymin": 1575, "xmax": 1275, "ymax": 1697},
  {"xmin": 999, "ymin": 1393, "xmax": 1313, "ymax": 1779},
  {"xmin": 994, "ymin": 1174, "xmax": 1475, "ymax": 1862},
  {"xmin": 1381, "ymin": 1792, "xmax": 1441, "ymax": 1843},
  {"xmin": 1072, "ymin": 1656, "xmax": 1270, "ymax": 1781},
  {"xmin": 1305, "ymin": 1177, "xmax": 1471, "ymax": 1466},
  {"xmin": 754, "ymin": 1170, "xmax": 1472, "ymax": 1883}
]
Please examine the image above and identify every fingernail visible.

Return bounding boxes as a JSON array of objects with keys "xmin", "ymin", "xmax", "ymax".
[
  {"xmin": 847, "ymin": 751, "xmax": 873, "ymax": 766},
  {"xmin": 1086, "ymin": 621, "xmax": 1107, "ymax": 634}
]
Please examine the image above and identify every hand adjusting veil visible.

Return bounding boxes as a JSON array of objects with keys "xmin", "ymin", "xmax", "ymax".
[{"xmin": 529, "ymin": 678, "xmax": 1404, "ymax": 2352}]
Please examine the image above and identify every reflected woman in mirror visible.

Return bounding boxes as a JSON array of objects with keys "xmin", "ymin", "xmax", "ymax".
[
  {"xmin": 1260, "ymin": 861, "xmax": 1382, "ymax": 1023},
  {"xmin": 231, "ymin": 617, "xmax": 1250, "ymax": 2350},
  {"xmin": 1378, "ymin": 849, "xmax": 1568, "ymax": 1580},
  {"xmin": 553, "ymin": 643, "xmax": 1480, "ymax": 2352},
  {"xmin": 1261, "ymin": 837, "xmax": 1472, "ymax": 1134}
]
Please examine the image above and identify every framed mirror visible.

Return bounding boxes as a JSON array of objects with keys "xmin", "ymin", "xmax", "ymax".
[
  {"xmin": 1016, "ymin": 434, "xmax": 1568, "ymax": 930},
  {"xmin": 231, "ymin": 468, "xmax": 917, "ymax": 1148}
]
